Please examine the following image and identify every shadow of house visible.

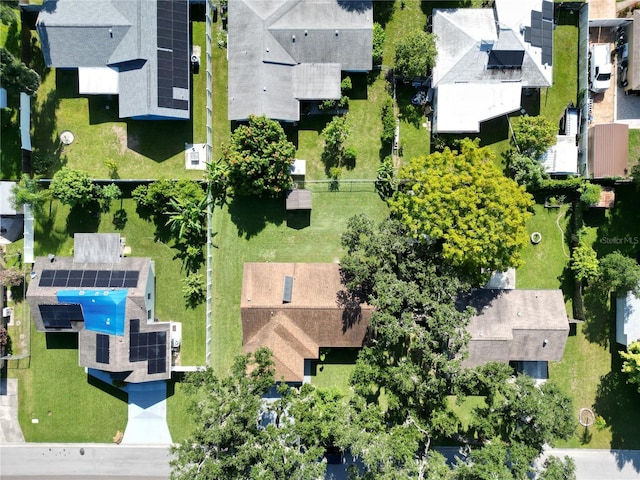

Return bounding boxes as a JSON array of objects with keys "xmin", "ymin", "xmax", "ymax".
[
  {"xmin": 36, "ymin": 0, "xmax": 191, "ymax": 121},
  {"xmin": 27, "ymin": 233, "xmax": 173, "ymax": 384},
  {"xmin": 227, "ymin": 0, "xmax": 373, "ymax": 122}
]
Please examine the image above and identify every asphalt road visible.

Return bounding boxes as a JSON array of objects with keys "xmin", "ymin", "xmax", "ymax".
[
  {"xmin": 2, "ymin": 444, "xmax": 640, "ymax": 479},
  {"xmin": 0, "ymin": 444, "xmax": 172, "ymax": 480}
]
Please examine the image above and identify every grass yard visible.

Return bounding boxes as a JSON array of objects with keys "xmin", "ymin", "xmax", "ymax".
[
  {"xmin": 6, "ymin": 198, "xmax": 205, "ymax": 442},
  {"xmin": 540, "ymin": 16, "xmax": 578, "ymax": 126},
  {"xmin": 210, "ymin": 192, "xmax": 388, "ymax": 375},
  {"xmin": 309, "ymin": 349, "xmax": 359, "ymax": 394},
  {"xmin": 1, "ymin": 10, "xmax": 23, "ymax": 180}
]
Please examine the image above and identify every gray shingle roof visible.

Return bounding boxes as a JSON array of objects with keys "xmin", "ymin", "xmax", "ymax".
[
  {"xmin": 228, "ymin": 0, "xmax": 372, "ymax": 122},
  {"xmin": 36, "ymin": 0, "xmax": 189, "ymax": 120}
]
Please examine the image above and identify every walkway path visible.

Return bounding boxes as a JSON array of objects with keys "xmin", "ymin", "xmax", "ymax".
[
  {"xmin": 0, "ymin": 378, "xmax": 25, "ymax": 443},
  {"xmin": 122, "ymin": 381, "xmax": 172, "ymax": 445}
]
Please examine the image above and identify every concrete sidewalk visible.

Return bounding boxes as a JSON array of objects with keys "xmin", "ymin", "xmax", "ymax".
[{"xmin": 0, "ymin": 378, "xmax": 25, "ymax": 443}]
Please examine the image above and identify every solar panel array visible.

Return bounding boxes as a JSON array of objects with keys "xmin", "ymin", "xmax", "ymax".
[
  {"xmin": 96, "ymin": 334, "xmax": 110, "ymax": 364},
  {"xmin": 525, "ymin": 0, "xmax": 553, "ymax": 66},
  {"xmin": 157, "ymin": 0, "xmax": 189, "ymax": 111},
  {"xmin": 39, "ymin": 304, "xmax": 83, "ymax": 329},
  {"xmin": 39, "ymin": 269, "xmax": 139, "ymax": 288},
  {"xmin": 488, "ymin": 50, "xmax": 525, "ymax": 69},
  {"xmin": 129, "ymin": 319, "xmax": 167, "ymax": 374}
]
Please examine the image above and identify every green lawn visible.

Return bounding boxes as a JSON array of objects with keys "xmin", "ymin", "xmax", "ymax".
[
  {"xmin": 540, "ymin": 18, "xmax": 578, "ymax": 126},
  {"xmin": 309, "ymin": 349, "xmax": 359, "ymax": 394},
  {"xmin": 7, "ymin": 199, "xmax": 205, "ymax": 442},
  {"xmin": 629, "ymin": 129, "xmax": 640, "ymax": 165}
]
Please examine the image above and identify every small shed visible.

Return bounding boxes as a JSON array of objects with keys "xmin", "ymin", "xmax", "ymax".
[
  {"xmin": 285, "ymin": 189, "xmax": 312, "ymax": 211},
  {"xmin": 588, "ymin": 124, "xmax": 629, "ymax": 178}
]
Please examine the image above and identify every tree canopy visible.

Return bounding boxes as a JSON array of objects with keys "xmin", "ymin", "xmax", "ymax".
[
  {"xmin": 389, "ymin": 139, "xmax": 534, "ymax": 281},
  {"xmin": 512, "ymin": 116, "xmax": 557, "ymax": 158},
  {"xmin": 50, "ymin": 167, "xmax": 97, "ymax": 207},
  {"xmin": 621, "ymin": 341, "xmax": 640, "ymax": 393},
  {"xmin": 223, "ymin": 115, "xmax": 295, "ymax": 197},
  {"xmin": 10, "ymin": 174, "xmax": 50, "ymax": 218},
  {"xmin": 597, "ymin": 251, "xmax": 640, "ymax": 296},
  {"xmin": 0, "ymin": 47, "xmax": 40, "ymax": 96},
  {"xmin": 394, "ymin": 30, "xmax": 437, "ymax": 78}
]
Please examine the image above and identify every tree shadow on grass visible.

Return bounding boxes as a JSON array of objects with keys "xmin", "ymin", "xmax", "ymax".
[
  {"xmin": 582, "ymin": 286, "xmax": 611, "ymax": 347},
  {"xmin": 31, "ymin": 88, "xmax": 64, "ymax": 176},
  {"xmin": 34, "ymin": 203, "xmax": 70, "ymax": 255},
  {"xmin": 397, "ymin": 85, "xmax": 424, "ymax": 129},
  {"xmin": 65, "ymin": 203, "xmax": 101, "ymax": 236},
  {"xmin": 0, "ymin": 108, "xmax": 22, "ymax": 179},
  {"xmin": 594, "ymin": 353, "xmax": 640, "ymax": 456},
  {"xmin": 228, "ymin": 196, "xmax": 285, "ymax": 239}
]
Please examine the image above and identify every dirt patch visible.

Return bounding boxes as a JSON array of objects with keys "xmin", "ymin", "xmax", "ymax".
[{"xmin": 111, "ymin": 125, "xmax": 140, "ymax": 155}]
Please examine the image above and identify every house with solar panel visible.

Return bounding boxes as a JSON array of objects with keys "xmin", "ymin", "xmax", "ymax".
[
  {"xmin": 227, "ymin": 0, "xmax": 373, "ymax": 122},
  {"xmin": 27, "ymin": 233, "xmax": 171, "ymax": 383},
  {"xmin": 36, "ymin": 0, "xmax": 190, "ymax": 120},
  {"xmin": 431, "ymin": 0, "xmax": 553, "ymax": 133}
]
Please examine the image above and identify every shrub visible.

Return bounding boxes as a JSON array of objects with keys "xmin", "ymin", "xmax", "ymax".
[
  {"xmin": 579, "ymin": 182, "xmax": 602, "ymax": 206},
  {"xmin": 0, "ymin": 267, "xmax": 23, "ymax": 287},
  {"xmin": 380, "ymin": 95, "xmax": 396, "ymax": 146}
]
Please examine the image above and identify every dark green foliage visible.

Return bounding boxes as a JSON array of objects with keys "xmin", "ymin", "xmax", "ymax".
[
  {"xmin": 538, "ymin": 456, "xmax": 576, "ymax": 480},
  {"xmin": 49, "ymin": 167, "xmax": 97, "ymax": 207},
  {"xmin": 512, "ymin": 116, "xmax": 556, "ymax": 158},
  {"xmin": 132, "ymin": 179, "xmax": 204, "ymax": 220},
  {"xmin": 376, "ymin": 156, "xmax": 396, "ymax": 199},
  {"xmin": 342, "ymin": 215, "xmax": 471, "ymax": 427},
  {"xmin": 224, "ymin": 115, "xmax": 295, "ymax": 197},
  {"xmin": 322, "ymin": 114, "xmax": 354, "ymax": 172},
  {"xmin": 380, "ymin": 94, "xmax": 396, "ymax": 146},
  {"xmin": 181, "ymin": 273, "xmax": 205, "ymax": 308},
  {"xmin": 597, "ymin": 251, "xmax": 640, "ymax": 296},
  {"xmin": 394, "ymin": 30, "xmax": 437, "ymax": 78},
  {"xmin": 10, "ymin": 174, "xmax": 49, "ymax": 218},
  {"xmin": 0, "ymin": 47, "xmax": 40, "ymax": 96},
  {"xmin": 579, "ymin": 182, "xmax": 602, "ymax": 206},
  {"xmin": 100, "ymin": 183, "xmax": 121, "ymax": 212},
  {"xmin": 505, "ymin": 150, "xmax": 549, "ymax": 190},
  {"xmin": 372, "ymin": 22, "xmax": 386, "ymax": 66}
]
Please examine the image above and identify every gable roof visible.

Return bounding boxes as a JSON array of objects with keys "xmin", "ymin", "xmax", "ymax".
[
  {"xmin": 36, "ymin": 0, "xmax": 190, "ymax": 120},
  {"xmin": 459, "ymin": 289, "xmax": 569, "ymax": 367},
  {"xmin": 432, "ymin": 0, "xmax": 553, "ymax": 133},
  {"xmin": 241, "ymin": 263, "xmax": 372, "ymax": 382},
  {"xmin": 228, "ymin": 0, "xmax": 372, "ymax": 122},
  {"xmin": 588, "ymin": 123, "xmax": 630, "ymax": 178}
]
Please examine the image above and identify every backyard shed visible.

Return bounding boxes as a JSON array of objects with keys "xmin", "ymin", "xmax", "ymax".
[
  {"xmin": 588, "ymin": 123, "xmax": 629, "ymax": 178},
  {"xmin": 285, "ymin": 189, "xmax": 312, "ymax": 211}
]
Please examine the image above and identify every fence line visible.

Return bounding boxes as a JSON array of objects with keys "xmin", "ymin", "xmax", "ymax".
[{"xmin": 205, "ymin": 0, "xmax": 214, "ymax": 367}]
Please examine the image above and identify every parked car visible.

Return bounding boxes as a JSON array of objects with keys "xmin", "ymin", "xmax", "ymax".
[{"xmin": 589, "ymin": 43, "xmax": 612, "ymax": 93}]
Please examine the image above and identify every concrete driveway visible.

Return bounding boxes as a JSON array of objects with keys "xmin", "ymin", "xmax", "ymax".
[{"xmin": 0, "ymin": 378, "xmax": 25, "ymax": 443}]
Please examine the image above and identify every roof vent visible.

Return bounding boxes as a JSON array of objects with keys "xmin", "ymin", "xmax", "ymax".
[
  {"xmin": 335, "ymin": 30, "xmax": 339, "ymax": 36},
  {"xmin": 283, "ymin": 276, "xmax": 294, "ymax": 303},
  {"xmin": 292, "ymin": 35, "xmax": 295, "ymax": 42}
]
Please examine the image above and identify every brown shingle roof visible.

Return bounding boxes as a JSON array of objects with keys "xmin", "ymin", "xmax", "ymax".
[{"xmin": 241, "ymin": 263, "xmax": 372, "ymax": 382}]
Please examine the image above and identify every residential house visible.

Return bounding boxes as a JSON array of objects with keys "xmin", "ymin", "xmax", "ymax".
[
  {"xmin": 27, "ymin": 233, "xmax": 171, "ymax": 383},
  {"xmin": 36, "ymin": 0, "xmax": 190, "ymax": 120},
  {"xmin": 588, "ymin": 123, "xmax": 630, "ymax": 178},
  {"xmin": 432, "ymin": 0, "xmax": 553, "ymax": 133},
  {"xmin": 458, "ymin": 288, "xmax": 569, "ymax": 369},
  {"xmin": 227, "ymin": 0, "xmax": 373, "ymax": 122},
  {"xmin": 241, "ymin": 263, "xmax": 569, "ymax": 382},
  {"xmin": 617, "ymin": 289, "xmax": 640, "ymax": 347},
  {"xmin": 241, "ymin": 262, "xmax": 372, "ymax": 382}
]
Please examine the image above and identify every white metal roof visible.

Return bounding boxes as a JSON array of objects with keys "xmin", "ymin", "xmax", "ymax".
[
  {"xmin": 78, "ymin": 67, "xmax": 119, "ymax": 94},
  {"xmin": 617, "ymin": 291, "xmax": 640, "ymax": 347},
  {"xmin": 434, "ymin": 82, "xmax": 522, "ymax": 133},
  {"xmin": 541, "ymin": 135, "xmax": 578, "ymax": 175}
]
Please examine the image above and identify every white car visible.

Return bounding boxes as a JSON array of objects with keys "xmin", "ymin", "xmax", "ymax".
[{"xmin": 589, "ymin": 43, "xmax": 612, "ymax": 93}]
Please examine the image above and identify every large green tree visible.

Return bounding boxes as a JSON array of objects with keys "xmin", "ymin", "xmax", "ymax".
[
  {"xmin": 512, "ymin": 115, "xmax": 556, "ymax": 158},
  {"xmin": 621, "ymin": 341, "xmax": 640, "ymax": 392},
  {"xmin": 223, "ymin": 115, "xmax": 295, "ymax": 197},
  {"xmin": 597, "ymin": 251, "xmax": 640, "ymax": 296},
  {"xmin": 394, "ymin": 30, "xmax": 437, "ymax": 78},
  {"xmin": 49, "ymin": 167, "xmax": 97, "ymax": 207},
  {"xmin": 10, "ymin": 174, "xmax": 50, "ymax": 218},
  {"xmin": 170, "ymin": 349, "xmax": 325, "ymax": 480},
  {"xmin": 0, "ymin": 47, "xmax": 40, "ymax": 96},
  {"xmin": 389, "ymin": 139, "xmax": 534, "ymax": 281},
  {"xmin": 341, "ymin": 215, "xmax": 471, "ymax": 430}
]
